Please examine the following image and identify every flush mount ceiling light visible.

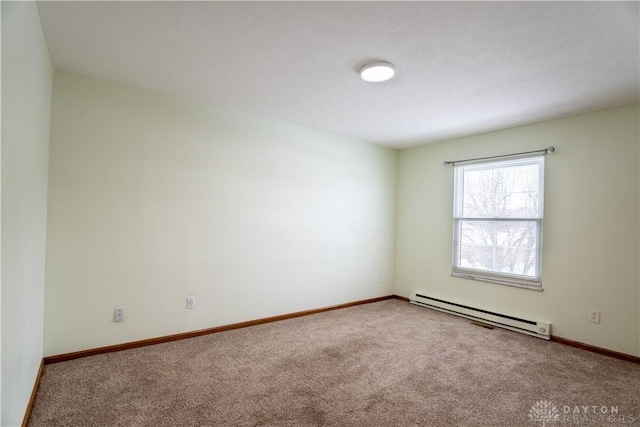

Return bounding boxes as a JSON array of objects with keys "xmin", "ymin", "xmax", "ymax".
[{"xmin": 359, "ymin": 61, "xmax": 396, "ymax": 83}]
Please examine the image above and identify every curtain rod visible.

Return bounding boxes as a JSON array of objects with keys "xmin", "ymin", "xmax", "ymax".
[{"xmin": 443, "ymin": 146, "xmax": 555, "ymax": 166}]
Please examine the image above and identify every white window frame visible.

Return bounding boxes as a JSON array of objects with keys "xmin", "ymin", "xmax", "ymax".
[{"xmin": 452, "ymin": 155, "xmax": 545, "ymax": 290}]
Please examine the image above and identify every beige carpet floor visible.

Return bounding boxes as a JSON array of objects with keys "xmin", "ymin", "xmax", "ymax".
[{"xmin": 29, "ymin": 299, "xmax": 640, "ymax": 426}]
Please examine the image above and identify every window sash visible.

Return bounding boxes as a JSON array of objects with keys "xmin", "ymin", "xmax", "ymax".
[{"xmin": 453, "ymin": 218, "xmax": 542, "ymax": 288}]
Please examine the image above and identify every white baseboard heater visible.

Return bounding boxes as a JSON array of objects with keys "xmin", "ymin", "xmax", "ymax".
[{"xmin": 410, "ymin": 291, "xmax": 551, "ymax": 340}]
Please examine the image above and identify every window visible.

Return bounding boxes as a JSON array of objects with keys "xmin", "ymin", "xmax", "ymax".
[{"xmin": 452, "ymin": 155, "xmax": 545, "ymax": 289}]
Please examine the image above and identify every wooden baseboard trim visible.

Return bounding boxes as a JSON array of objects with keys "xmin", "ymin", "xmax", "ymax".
[
  {"xmin": 44, "ymin": 295, "xmax": 396, "ymax": 365},
  {"xmin": 551, "ymin": 336, "xmax": 640, "ymax": 364},
  {"xmin": 46, "ymin": 295, "xmax": 637, "ymax": 366},
  {"xmin": 21, "ymin": 359, "xmax": 44, "ymax": 427}
]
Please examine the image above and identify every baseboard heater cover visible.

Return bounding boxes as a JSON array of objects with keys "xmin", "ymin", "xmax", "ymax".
[{"xmin": 410, "ymin": 291, "xmax": 551, "ymax": 340}]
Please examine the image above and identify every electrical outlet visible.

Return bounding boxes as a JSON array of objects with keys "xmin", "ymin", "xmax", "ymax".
[
  {"xmin": 186, "ymin": 296, "xmax": 196, "ymax": 309},
  {"xmin": 378, "ymin": 274, "xmax": 383, "ymax": 283},
  {"xmin": 588, "ymin": 309, "xmax": 600, "ymax": 324},
  {"xmin": 114, "ymin": 308, "xmax": 125, "ymax": 322}
]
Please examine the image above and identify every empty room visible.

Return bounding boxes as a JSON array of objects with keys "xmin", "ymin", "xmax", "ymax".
[{"xmin": 2, "ymin": 1, "xmax": 639, "ymax": 426}]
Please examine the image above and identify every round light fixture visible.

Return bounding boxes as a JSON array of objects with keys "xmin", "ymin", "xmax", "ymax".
[{"xmin": 359, "ymin": 61, "xmax": 395, "ymax": 83}]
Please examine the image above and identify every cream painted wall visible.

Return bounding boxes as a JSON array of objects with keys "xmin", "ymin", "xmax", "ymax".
[
  {"xmin": 44, "ymin": 71, "xmax": 397, "ymax": 356},
  {"xmin": 1, "ymin": 2, "xmax": 53, "ymax": 425},
  {"xmin": 395, "ymin": 104, "xmax": 640, "ymax": 356}
]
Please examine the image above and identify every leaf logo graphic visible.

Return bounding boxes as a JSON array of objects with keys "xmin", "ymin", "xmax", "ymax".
[{"xmin": 529, "ymin": 400, "xmax": 560, "ymax": 426}]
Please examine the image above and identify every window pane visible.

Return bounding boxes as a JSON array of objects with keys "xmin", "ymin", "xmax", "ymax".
[
  {"xmin": 457, "ymin": 220, "xmax": 539, "ymax": 278},
  {"xmin": 461, "ymin": 161, "xmax": 541, "ymax": 218}
]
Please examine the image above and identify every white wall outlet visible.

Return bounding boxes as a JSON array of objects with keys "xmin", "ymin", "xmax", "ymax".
[
  {"xmin": 378, "ymin": 274, "xmax": 383, "ymax": 283},
  {"xmin": 186, "ymin": 296, "xmax": 196, "ymax": 309},
  {"xmin": 114, "ymin": 308, "xmax": 125, "ymax": 322},
  {"xmin": 588, "ymin": 309, "xmax": 600, "ymax": 324}
]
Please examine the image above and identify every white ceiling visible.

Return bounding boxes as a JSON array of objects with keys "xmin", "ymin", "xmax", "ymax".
[{"xmin": 36, "ymin": 1, "xmax": 639, "ymax": 148}]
